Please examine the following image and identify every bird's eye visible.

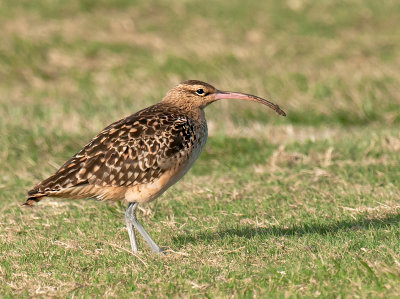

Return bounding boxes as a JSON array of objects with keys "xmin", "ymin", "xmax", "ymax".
[{"xmin": 195, "ymin": 88, "xmax": 205, "ymax": 96}]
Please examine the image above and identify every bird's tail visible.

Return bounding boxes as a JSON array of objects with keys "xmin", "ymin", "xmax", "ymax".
[{"xmin": 22, "ymin": 189, "xmax": 47, "ymax": 206}]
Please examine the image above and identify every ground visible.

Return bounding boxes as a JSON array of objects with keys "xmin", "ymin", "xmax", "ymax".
[{"xmin": 0, "ymin": 0, "xmax": 400, "ymax": 297}]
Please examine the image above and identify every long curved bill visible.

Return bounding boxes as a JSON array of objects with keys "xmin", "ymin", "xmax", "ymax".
[{"xmin": 214, "ymin": 90, "xmax": 286, "ymax": 116}]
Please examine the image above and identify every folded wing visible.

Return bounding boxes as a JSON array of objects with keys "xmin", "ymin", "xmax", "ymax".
[{"xmin": 26, "ymin": 106, "xmax": 197, "ymax": 204}]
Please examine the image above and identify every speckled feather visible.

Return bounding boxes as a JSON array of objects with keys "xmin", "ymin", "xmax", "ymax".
[{"xmin": 26, "ymin": 103, "xmax": 206, "ymax": 204}]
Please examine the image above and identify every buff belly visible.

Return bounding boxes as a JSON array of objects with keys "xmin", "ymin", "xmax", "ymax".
[{"xmin": 126, "ymin": 133, "xmax": 207, "ymax": 204}]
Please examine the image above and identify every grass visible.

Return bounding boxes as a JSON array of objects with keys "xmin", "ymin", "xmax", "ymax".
[{"xmin": 1, "ymin": 0, "xmax": 400, "ymax": 297}]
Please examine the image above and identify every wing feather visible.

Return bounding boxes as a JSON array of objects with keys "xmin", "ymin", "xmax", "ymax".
[{"xmin": 28, "ymin": 105, "xmax": 199, "ymax": 200}]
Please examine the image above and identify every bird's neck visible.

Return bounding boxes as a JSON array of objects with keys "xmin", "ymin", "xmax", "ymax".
[
  {"xmin": 159, "ymin": 102, "xmax": 206, "ymax": 125},
  {"xmin": 186, "ymin": 107, "xmax": 206, "ymax": 124}
]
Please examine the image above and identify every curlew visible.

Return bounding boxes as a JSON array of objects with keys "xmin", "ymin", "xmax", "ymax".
[{"xmin": 25, "ymin": 80, "xmax": 286, "ymax": 253}]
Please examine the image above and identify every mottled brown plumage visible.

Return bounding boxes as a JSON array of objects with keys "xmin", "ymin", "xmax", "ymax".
[
  {"xmin": 25, "ymin": 80, "xmax": 286, "ymax": 253},
  {"xmin": 27, "ymin": 104, "xmax": 205, "ymax": 204}
]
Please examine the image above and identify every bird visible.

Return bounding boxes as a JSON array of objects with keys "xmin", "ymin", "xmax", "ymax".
[{"xmin": 24, "ymin": 80, "xmax": 286, "ymax": 254}]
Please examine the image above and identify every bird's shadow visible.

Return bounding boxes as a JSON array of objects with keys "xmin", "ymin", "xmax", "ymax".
[{"xmin": 172, "ymin": 212, "xmax": 400, "ymax": 247}]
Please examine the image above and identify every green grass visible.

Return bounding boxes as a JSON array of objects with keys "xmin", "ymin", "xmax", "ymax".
[{"xmin": 1, "ymin": 0, "xmax": 400, "ymax": 297}]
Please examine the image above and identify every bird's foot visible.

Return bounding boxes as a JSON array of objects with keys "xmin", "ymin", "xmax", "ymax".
[{"xmin": 152, "ymin": 246, "xmax": 166, "ymax": 255}]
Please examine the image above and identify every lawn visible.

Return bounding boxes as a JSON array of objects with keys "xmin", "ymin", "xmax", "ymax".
[{"xmin": 1, "ymin": 0, "xmax": 400, "ymax": 297}]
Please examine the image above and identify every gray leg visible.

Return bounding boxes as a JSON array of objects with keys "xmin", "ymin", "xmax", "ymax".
[
  {"xmin": 124, "ymin": 204, "xmax": 138, "ymax": 252},
  {"xmin": 126, "ymin": 203, "xmax": 163, "ymax": 253}
]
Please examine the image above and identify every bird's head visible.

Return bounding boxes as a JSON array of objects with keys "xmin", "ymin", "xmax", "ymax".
[{"xmin": 162, "ymin": 80, "xmax": 286, "ymax": 116}]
